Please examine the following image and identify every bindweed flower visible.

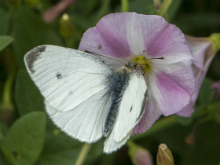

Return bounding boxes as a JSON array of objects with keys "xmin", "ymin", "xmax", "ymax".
[
  {"xmin": 177, "ymin": 34, "xmax": 220, "ymax": 117},
  {"xmin": 211, "ymin": 80, "xmax": 220, "ymax": 97},
  {"xmin": 157, "ymin": 144, "xmax": 174, "ymax": 165},
  {"xmin": 79, "ymin": 12, "xmax": 195, "ymax": 135},
  {"xmin": 43, "ymin": 0, "xmax": 75, "ymax": 23},
  {"xmin": 128, "ymin": 141, "xmax": 153, "ymax": 165}
]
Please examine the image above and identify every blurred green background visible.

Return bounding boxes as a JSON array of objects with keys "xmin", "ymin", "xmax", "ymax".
[{"xmin": 0, "ymin": 0, "xmax": 220, "ymax": 165}]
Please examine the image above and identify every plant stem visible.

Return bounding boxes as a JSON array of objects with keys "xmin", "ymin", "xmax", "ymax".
[
  {"xmin": 156, "ymin": 0, "xmax": 172, "ymax": 17},
  {"xmin": 1, "ymin": 69, "xmax": 16, "ymax": 113},
  {"xmin": 75, "ymin": 143, "xmax": 91, "ymax": 165},
  {"xmin": 121, "ymin": 0, "xmax": 129, "ymax": 12}
]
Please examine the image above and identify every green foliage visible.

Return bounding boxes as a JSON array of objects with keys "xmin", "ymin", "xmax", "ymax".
[
  {"xmin": 0, "ymin": 0, "xmax": 220, "ymax": 165},
  {"xmin": 152, "ymin": 121, "xmax": 220, "ymax": 165},
  {"xmin": 0, "ymin": 36, "xmax": 13, "ymax": 51},
  {"xmin": 13, "ymin": 7, "xmax": 63, "ymax": 69},
  {"xmin": 0, "ymin": 9, "xmax": 9, "ymax": 35},
  {"xmin": 2, "ymin": 112, "xmax": 46, "ymax": 165},
  {"xmin": 197, "ymin": 78, "xmax": 215, "ymax": 107},
  {"xmin": 129, "ymin": 0, "xmax": 156, "ymax": 15},
  {"xmin": 15, "ymin": 70, "xmax": 44, "ymax": 116}
]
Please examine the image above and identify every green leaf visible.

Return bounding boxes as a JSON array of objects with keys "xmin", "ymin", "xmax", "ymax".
[
  {"xmin": 0, "ymin": 148, "xmax": 9, "ymax": 165},
  {"xmin": 3, "ymin": 112, "xmax": 46, "ymax": 165},
  {"xmin": 174, "ymin": 115, "xmax": 193, "ymax": 126},
  {"xmin": 15, "ymin": 70, "xmax": 44, "ymax": 116},
  {"xmin": 0, "ymin": 9, "xmax": 9, "ymax": 35},
  {"xmin": 93, "ymin": 0, "xmax": 110, "ymax": 24},
  {"xmin": 13, "ymin": 7, "xmax": 63, "ymax": 69},
  {"xmin": 39, "ymin": 134, "xmax": 82, "ymax": 165},
  {"xmin": 0, "ymin": 122, "xmax": 8, "ymax": 137},
  {"xmin": 0, "ymin": 36, "xmax": 13, "ymax": 51},
  {"xmin": 197, "ymin": 78, "xmax": 215, "ymax": 106},
  {"xmin": 39, "ymin": 133, "xmax": 103, "ymax": 165},
  {"xmin": 167, "ymin": 0, "xmax": 182, "ymax": 21}
]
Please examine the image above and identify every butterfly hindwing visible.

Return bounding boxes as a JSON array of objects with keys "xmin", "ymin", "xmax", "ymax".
[{"xmin": 104, "ymin": 71, "xmax": 147, "ymax": 153}]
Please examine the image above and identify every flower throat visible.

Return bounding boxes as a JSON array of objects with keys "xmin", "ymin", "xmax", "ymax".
[{"xmin": 132, "ymin": 55, "xmax": 152, "ymax": 76}]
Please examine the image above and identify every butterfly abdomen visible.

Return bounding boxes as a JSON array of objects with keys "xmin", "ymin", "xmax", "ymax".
[{"xmin": 104, "ymin": 69, "xmax": 130, "ymax": 137}]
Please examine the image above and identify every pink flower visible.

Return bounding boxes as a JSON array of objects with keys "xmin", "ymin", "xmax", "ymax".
[
  {"xmin": 177, "ymin": 35, "xmax": 216, "ymax": 117},
  {"xmin": 128, "ymin": 141, "xmax": 153, "ymax": 165},
  {"xmin": 43, "ymin": 0, "xmax": 75, "ymax": 23},
  {"xmin": 79, "ymin": 13, "xmax": 195, "ymax": 135}
]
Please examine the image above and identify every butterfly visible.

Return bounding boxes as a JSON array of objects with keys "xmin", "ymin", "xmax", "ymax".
[{"xmin": 24, "ymin": 45, "xmax": 147, "ymax": 153}]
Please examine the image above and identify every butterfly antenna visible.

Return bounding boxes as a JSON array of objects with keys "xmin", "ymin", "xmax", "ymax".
[{"xmin": 83, "ymin": 50, "xmax": 124, "ymax": 64}]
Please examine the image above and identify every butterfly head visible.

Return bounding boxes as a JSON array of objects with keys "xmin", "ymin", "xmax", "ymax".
[{"xmin": 125, "ymin": 55, "xmax": 164, "ymax": 76}]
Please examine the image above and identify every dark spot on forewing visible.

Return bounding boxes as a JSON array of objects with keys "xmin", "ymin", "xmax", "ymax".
[
  {"xmin": 130, "ymin": 106, "xmax": 133, "ymax": 112},
  {"xmin": 136, "ymin": 90, "xmax": 148, "ymax": 122},
  {"xmin": 56, "ymin": 73, "xmax": 62, "ymax": 79},
  {"xmin": 25, "ymin": 45, "xmax": 46, "ymax": 73}
]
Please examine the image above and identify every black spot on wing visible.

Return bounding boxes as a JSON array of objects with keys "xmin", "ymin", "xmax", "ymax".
[
  {"xmin": 25, "ymin": 45, "xmax": 46, "ymax": 73},
  {"xmin": 56, "ymin": 73, "xmax": 62, "ymax": 79},
  {"xmin": 130, "ymin": 106, "xmax": 133, "ymax": 112}
]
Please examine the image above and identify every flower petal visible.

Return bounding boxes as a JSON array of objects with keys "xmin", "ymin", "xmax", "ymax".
[
  {"xmin": 185, "ymin": 35, "xmax": 211, "ymax": 70},
  {"xmin": 148, "ymin": 71, "xmax": 192, "ymax": 116},
  {"xmin": 79, "ymin": 13, "xmax": 136, "ymax": 58},
  {"xmin": 151, "ymin": 56, "xmax": 195, "ymax": 95},
  {"xmin": 132, "ymin": 102, "xmax": 161, "ymax": 135},
  {"xmin": 176, "ymin": 102, "xmax": 194, "ymax": 117},
  {"xmin": 146, "ymin": 23, "xmax": 190, "ymax": 59}
]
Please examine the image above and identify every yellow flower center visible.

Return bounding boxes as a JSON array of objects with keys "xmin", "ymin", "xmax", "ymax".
[{"xmin": 131, "ymin": 55, "xmax": 152, "ymax": 75}]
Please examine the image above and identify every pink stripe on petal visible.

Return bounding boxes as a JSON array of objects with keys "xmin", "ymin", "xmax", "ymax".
[
  {"xmin": 79, "ymin": 27, "xmax": 126, "ymax": 57},
  {"xmin": 156, "ymin": 71, "xmax": 191, "ymax": 116},
  {"xmin": 138, "ymin": 15, "xmax": 169, "ymax": 52},
  {"xmin": 146, "ymin": 24, "xmax": 191, "ymax": 59},
  {"xmin": 132, "ymin": 102, "xmax": 161, "ymax": 135},
  {"xmin": 96, "ymin": 13, "xmax": 135, "ymax": 58},
  {"xmin": 152, "ymin": 58, "xmax": 195, "ymax": 95}
]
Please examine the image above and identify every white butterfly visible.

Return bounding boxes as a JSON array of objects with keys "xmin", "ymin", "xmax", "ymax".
[{"xmin": 24, "ymin": 45, "xmax": 147, "ymax": 153}]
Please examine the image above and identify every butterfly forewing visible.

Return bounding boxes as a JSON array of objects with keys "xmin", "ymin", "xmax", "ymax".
[{"xmin": 24, "ymin": 45, "xmax": 114, "ymax": 142}]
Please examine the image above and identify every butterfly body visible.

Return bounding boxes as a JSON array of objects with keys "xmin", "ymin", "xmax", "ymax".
[
  {"xmin": 104, "ymin": 69, "xmax": 130, "ymax": 137},
  {"xmin": 24, "ymin": 45, "xmax": 147, "ymax": 153}
]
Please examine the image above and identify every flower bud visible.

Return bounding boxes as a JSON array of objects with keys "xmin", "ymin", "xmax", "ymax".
[
  {"xmin": 128, "ymin": 141, "xmax": 153, "ymax": 165},
  {"xmin": 209, "ymin": 33, "xmax": 220, "ymax": 52},
  {"xmin": 59, "ymin": 13, "xmax": 74, "ymax": 39},
  {"xmin": 154, "ymin": 0, "xmax": 161, "ymax": 10},
  {"xmin": 157, "ymin": 144, "xmax": 174, "ymax": 165},
  {"xmin": 185, "ymin": 134, "xmax": 195, "ymax": 145}
]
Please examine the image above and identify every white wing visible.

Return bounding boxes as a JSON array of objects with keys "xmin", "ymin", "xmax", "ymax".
[
  {"xmin": 24, "ymin": 45, "xmax": 114, "ymax": 142},
  {"xmin": 104, "ymin": 71, "xmax": 147, "ymax": 153}
]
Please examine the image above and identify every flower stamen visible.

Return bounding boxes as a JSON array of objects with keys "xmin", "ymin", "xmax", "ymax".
[{"xmin": 132, "ymin": 55, "xmax": 152, "ymax": 76}]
